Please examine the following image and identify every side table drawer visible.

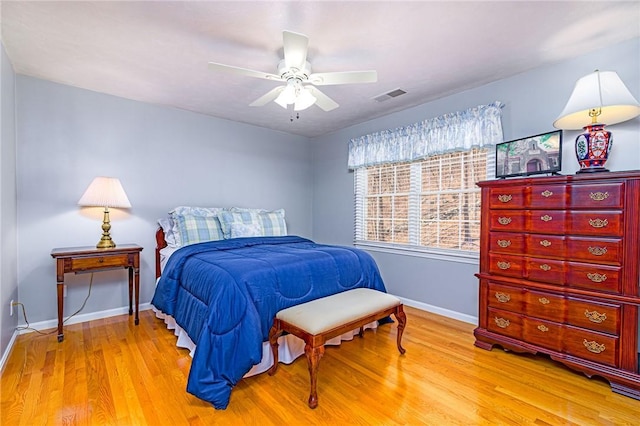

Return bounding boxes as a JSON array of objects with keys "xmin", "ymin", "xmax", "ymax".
[{"xmin": 71, "ymin": 254, "xmax": 130, "ymax": 271}]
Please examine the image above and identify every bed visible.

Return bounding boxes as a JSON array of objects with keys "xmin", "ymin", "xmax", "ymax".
[{"xmin": 151, "ymin": 207, "xmax": 389, "ymax": 409}]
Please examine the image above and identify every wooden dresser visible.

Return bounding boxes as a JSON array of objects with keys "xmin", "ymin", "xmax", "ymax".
[{"xmin": 474, "ymin": 171, "xmax": 640, "ymax": 399}]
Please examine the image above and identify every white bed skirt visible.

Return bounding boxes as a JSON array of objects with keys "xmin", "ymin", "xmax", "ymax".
[{"xmin": 152, "ymin": 307, "xmax": 377, "ymax": 377}]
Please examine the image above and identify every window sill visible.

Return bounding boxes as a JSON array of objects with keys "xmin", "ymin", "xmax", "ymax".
[{"xmin": 354, "ymin": 241, "xmax": 479, "ymax": 265}]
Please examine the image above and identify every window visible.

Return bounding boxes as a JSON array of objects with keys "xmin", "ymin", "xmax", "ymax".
[
  {"xmin": 355, "ymin": 148, "xmax": 493, "ymax": 255},
  {"xmin": 349, "ymin": 101, "xmax": 503, "ymax": 260}
]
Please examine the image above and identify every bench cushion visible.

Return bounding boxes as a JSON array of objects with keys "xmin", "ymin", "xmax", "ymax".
[{"xmin": 276, "ymin": 288, "xmax": 401, "ymax": 335}]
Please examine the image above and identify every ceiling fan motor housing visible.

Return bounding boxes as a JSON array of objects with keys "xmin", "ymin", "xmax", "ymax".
[{"xmin": 278, "ymin": 59, "xmax": 311, "ymax": 82}]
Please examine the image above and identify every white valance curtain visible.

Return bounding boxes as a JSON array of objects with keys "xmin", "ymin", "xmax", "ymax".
[{"xmin": 348, "ymin": 101, "xmax": 504, "ymax": 169}]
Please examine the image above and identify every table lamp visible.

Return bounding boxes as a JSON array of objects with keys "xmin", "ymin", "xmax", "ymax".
[
  {"xmin": 78, "ymin": 176, "xmax": 131, "ymax": 248},
  {"xmin": 553, "ymin": 70, "xmax": 640, "ymax": 173}
]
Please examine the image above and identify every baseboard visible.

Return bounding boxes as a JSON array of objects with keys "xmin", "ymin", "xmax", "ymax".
[
  {"xmin": 0, "ymin": 329, "xmax": 20, "ymax": 374},
  {"xmin": 15, "ymin": 302, "xmax": 153, "ymax": 336},
  {"xmin": 397, "ymin": 296, "xmax": 478, "ymax": 325}
]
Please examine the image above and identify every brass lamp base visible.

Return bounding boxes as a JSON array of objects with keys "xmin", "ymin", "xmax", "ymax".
[{"xmin": 96, "ymin": 207, "xmax": 117, "ymax": 249}]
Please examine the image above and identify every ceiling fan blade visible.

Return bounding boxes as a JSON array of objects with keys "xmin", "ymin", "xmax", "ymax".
[
  {"xmin": 308, "ymin": 70, "xmax": 378, "ymax": 86},
  {"xmin": 307, "ymin": 86, "xmax": 339, "ymax": 111},
  {"xmin": 283, "ymin": 31, "xmax": 308, "ymax": 70},
  {"xmin": 208, "ymin": 62, "xmax": 281, "ymax": 81},
  {"xmin": 249, "ymin": 86, "xmax": 285, "ymax": 107}
]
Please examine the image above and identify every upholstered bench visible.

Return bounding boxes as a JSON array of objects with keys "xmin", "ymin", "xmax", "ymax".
[{"xmin": 268, "ymin": 288, "xmax": 407, "ymax": 408}]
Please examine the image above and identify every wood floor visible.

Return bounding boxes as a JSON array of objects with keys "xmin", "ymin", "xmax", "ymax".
[{"xmin": 1, "ymin": 306, "xmax": 639, "ymax": 425}]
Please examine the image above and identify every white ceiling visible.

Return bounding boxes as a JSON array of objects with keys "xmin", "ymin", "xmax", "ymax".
[{"xmin": 1, "ymin": 1, "xmax": 639, "ymax": 138}]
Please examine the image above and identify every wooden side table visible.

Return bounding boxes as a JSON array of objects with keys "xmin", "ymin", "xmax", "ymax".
[{"xmin": 51, "ymin": 244, "xmax": 143, "ymax": 342}]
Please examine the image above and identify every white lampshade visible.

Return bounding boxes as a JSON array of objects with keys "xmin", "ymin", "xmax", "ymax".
[
  {"xmin": 78, "ymin": 176, "xmax": 131, "ymax": 208},
  {"xmin": 294, "ymin": 87, "xmax": 317, "ymax": 111},
  {"xmin": 274, "ymin": 84, "xmax": 297, "ymax": 109},
  {"xmin": 553, "ymin": 70, "xmax": 640, "ymax": 130}
]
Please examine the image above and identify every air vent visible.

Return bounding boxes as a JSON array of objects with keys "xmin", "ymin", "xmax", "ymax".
[{"xmin": 373, "ymin": 88, "xmax": 407, "ymax": 103}]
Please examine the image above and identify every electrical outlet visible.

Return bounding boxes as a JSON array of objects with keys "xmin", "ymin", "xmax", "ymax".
[
  {"xmin": 64, "ymin": 285, "xmax": 67, "ymax": 297},
  {"xmin": 10, "ymin": 300, "xmax": 14, "ymax": 316}
]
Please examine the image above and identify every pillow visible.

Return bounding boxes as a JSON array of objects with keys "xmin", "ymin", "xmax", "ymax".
[
  {"xmin": 157, "ymin": 217, "xmax": 178, "ymax": 247},
  {"xmin": 257, "ymin": 209, "xmax": 287, "ymax": 236},
  {"xmin": 218, "ymin": 210, "xmax": 260, "ymax": 239},
  {"xmin": 229, "ymin": 222, "xmax": 262, "ymax": 238},
  {"xmin": 228, "ymin": 207, "xmax": 287, "ymax": 236},
  {"xmin": 174, "ymin": 214, "xmax": 225, "ymax": 246},
  {"xmin": 169, "ymin": 206, "xmax": 223, "ymax": 246}
]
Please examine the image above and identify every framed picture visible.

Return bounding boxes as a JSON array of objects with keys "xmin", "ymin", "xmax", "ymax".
[{"xmin": 495, "ymin": 130, "xmax": 562, "ymax": 178}]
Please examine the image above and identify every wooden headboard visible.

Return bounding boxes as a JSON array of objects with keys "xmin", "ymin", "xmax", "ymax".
[{"xmin": 155, "ymin": 227, "xmax": 168, "ymax": 279}]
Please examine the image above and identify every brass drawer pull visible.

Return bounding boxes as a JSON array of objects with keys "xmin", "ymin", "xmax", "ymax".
[
  {"xmin": 585, "ymin": 309, "xmax": 607, "ymax": 324},
  {"xmin": 98, "ymin": 258, "xmax": 104, "ymax": 263},
  {"xmin": 540, "ymin": 215, "xmax": 552, "ymax": 222},
  {"xmin": 495, "ymin": 292, "xmax": 511, "ymax": 303},
  {"xmin": 539, "ymin": 240, "xmax": 552, "ymax": 247},
  {"xmin": 541, "ymin": 190, "xmax": 553, "ymax": 198},
  {"xmin": 587, "ymin": 273, "xmax": 607, "ymax": 283},
  {"xmin": 494, "ymin": 317, "xmax": 510, "ymax": 329},
  {"xmin": 497, "ymin": 261, "xmax": 511, "ymax": 270},
  {"xmin": 498, "ymin": 194, "xmax": 513, "ymax": 203},
  {"xmin": 589, "ymin": 218, "xmax": 608, "ymax": 228},
  {"xmin": 583, "ymin": 339, "xmax": 605, "ymax": 354},
  {"xmin": 539, "ymin": 297, "xmax": 550, "ymax": 305},
  {"xmin": 498, "ymin": 217, "xmax": 512, "ymax": 225},
  {"xmin": 539, "ymin": 264, "xmax": 551, "ymax": 271},
  {"xmin": 590, "ymin": 191, "xmax": 609, "ymax": 201},
  {"xmin": 497, "ymin": 239, "xmax": 512, "ymax": 248},
  {"xmin": 537, "ymin": 324, "xmax": 549, "ymax": 332},
  {"xmin": 588, "ymin": 246, "xmax": 607, "ymax": 256}
]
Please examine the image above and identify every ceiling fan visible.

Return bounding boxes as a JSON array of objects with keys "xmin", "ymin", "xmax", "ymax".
[{"xmin": 208, "ymin": 31, "xmax": 377, "ymax": 112}]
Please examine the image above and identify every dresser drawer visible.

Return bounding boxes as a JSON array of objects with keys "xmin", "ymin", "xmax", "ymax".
[
  {"xmin": 523, "ymin": 317, "xmax": 563, "ymax": 351},
  {"xmin": 529, "ymin": 185, "xmax": 568, "ymax": 209},
  {"xmin": 570, "ymin": 183, "xmax": 624, "ymax": 209},
  {"xmin": 526, "ymin": 290, "xmax": 565, "ymax": 323},
  {"xmin": 71, "ymin": 254, "xmax": 130, "ymax": 271},
  {"xmin": 487, "ymin": 282, "xmax": 525, "ymax": 312},
  {"xmin": 525, "ymin": 258, "xmax": 565, "ymax": 285},
  {"xmin": 489, "ymin": 187, "xmax": 524, "ymax": 209},
  {"xmin": 487, "ymin": 308, "xmax": 522, "ymax": 340},
  {"xmin": 489, "ymin": 211, "xmax": 525, "ymax": 232},
  {"xmin": 527, "ymin": 210, "xmax": 566, "ymax": 234},
  {"xmin": 489, "ymin": 232, "xmax": 524, "ymax": 254},
  {"xmin": 564, "ymin": 326, "xmax": 618, "ymax": 367},
  {"xmin": 488, "ymin": 254, "xmax": 523, "ymax": 278},
  {"xmin": 525, "ymin": 234, "xmax": 566, "ymax": 258},
  {"xmin": 567, "ymin": 298, "xmax": 620, "ymax": 335},
  {"xmin": 567, "ymin": 262, "xmax": 621, "ymax": 293},
  {"xmin": 566, "ymin": 237, "xmax": 622, "ymax": 265},
  {"xmin": 569, "ymin": 211, "xmax": 623, "ymax": 237}
]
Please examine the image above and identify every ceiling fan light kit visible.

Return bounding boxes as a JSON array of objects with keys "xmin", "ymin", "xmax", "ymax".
[{"xmin": 208, "ymin": 30, "xmax": 377, "ymax": 113}]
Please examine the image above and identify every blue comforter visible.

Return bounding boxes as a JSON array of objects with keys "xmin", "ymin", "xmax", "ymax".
[{"xmin": 151, "ymin": 236, "xmax": 386, "ymax": 409}]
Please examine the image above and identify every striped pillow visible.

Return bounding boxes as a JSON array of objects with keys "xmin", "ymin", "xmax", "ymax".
[
  {"xmin": 257, "ymin": 209, "xmax": 287, "ymax": 236},
  {"xmin": 219, "ymin": 210, "xmax": 260, "ymax": 239},
  {"xmin": 174, "ymin": 214, "xmax": 225, "ymax": 246}
]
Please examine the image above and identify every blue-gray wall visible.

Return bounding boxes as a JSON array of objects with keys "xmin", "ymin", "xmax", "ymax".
[
  {"xmin": 311, "ymin": 38, "xmax": 640, "ymax": 320},
  {"xmin": 1, "ymin": 43, "xmax": 18, "ymax": 363},
  {"xmin": 15, "ymin": 76, "xmax": 312, "ymax": 326}
]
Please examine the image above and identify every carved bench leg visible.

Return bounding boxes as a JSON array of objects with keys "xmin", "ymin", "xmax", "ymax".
[
  {"xmin": 268, "ymin": 321, "xmax": 283, "ymax": 375},
  {"xmin": 305, "ymin": 343, "xmax": 325, "ymax": 409},
  {"xmin": 394, "ymin": 305, "xmax": 407, "ymax": 355}
]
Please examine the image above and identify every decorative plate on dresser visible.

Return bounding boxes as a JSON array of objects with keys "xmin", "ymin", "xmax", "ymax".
[{"xmin": 474, "ymin": 171, "xmax": 640, "ymax": 400}]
